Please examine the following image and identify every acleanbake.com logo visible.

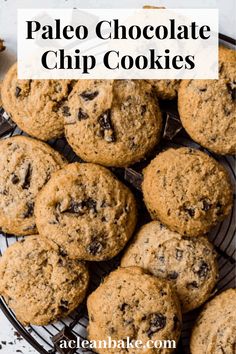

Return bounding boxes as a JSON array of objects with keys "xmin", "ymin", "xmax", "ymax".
[{"xmin": 59, "ymin": 336, "xmax": 177, "ymax": 350}]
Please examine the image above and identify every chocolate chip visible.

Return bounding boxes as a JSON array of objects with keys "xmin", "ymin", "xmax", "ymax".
[
  {"xmin": 99, "ymin": 109, "xmax": 112, "ymax": 130},
  {"xmin": 216, "ymin": 202, "xmax": 223, "ymax": 216},
  {"xmin": 15, "ymin": 87, "xmax": 21, "ymax": 98},
  {"xmin": 0, "ymin": 189, "xmax": 8, "ymax": 196},
  {"xmin": 64, "ymin": 201, "xmax": 82, "ymax": 214},
  {"xmin": 63, "ymin": 198, "xmax": 97, "ymax": 215},
  {"xmin": 158, "ymin": 255, "xmax": 165, "ymax": 263},
  {"xmin": 67, "ymin": 80, "xmax": 77, "ymax": 95},
  {"xmin": 186, "ymin": 281, "xmax": 199, "ymax": 289},
  {"xmin": 184, "ymin": 207, "xmax": 195, "ymax": 217},
  {"xmin": 59, "ymin": 299, "xmax": 69, "ymax": 312},
  {"xmin": 99, "ymin": 109, "xmax": 116, "ymax": 142},
  {"xmin": 49, "ymin": 213, "xmax": 60, "ymax": 224},
  {"xmin": 119, "ymin": 303, "xmax": 129, "ymax": 311},
  {"xmin": 87, "ymin": 240, "xmax": 103, "ymax": 255},
  {"xmin": 22, "ymin": 164, "xmax": 32, "ymax": 189},
  {"xmin": 62, "ymin": 106, "xmax": 71, "ymax": 117},
  {"xmin": 226, "ymin": 82, "xmax": 236, "ymax": 101},
  {"xmin": 108, "ymin": 327, "xmax": 115, "ymax": 335},
  {"xmin": 176, "ymin": 249, "xmax": 183, "ymax": 260},
  {"xmin": 58, "ymin": 258, "xmax": 64, "ymax": 266},
  {"xmin": 195, "ymin": 261, "xmax": 210, "ymax": 279},
  {"xmin": 11, "ymin": 174, "xmax": 20, "ymax": 184},
  {"xmin": 160, "ymin": 289, "xmax": 167, "ymax": 297},
  {"xmin": 187, "ymin": 148, "xmax": 193, "ymax": 154},
  {"xmin": 22, "ymin": 202, "xmax": 34, "ymax": 218},
  {"xmin": 202, "ymin": 199, "xmax": 212, "ymax": 211},
  {"xmin": 85, "ymin": 198, "xmax": 97, "ymax": 212},
  {"xmin": 167, "ymin": 271, "xmax": 179, "ymax": 280},
  {"xmin": 199, "ymin": 88, "xmax": 207, "ymax": 92},
  {"xmin": 78, "ymin": 108, "xmax": 89, "ymax": 120},
  {"xmin": 141, "ymin": 105, "xmax": 147, "ymax": 115},
  {"xmin": 80, "ymin": 90, "xmax": 99, "ymax": 101},
  {"xmin": 147, "ymin": 313, "xmax": 166, "ymax": 338}
]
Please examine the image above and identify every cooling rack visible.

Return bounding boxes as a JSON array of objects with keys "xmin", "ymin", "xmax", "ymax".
[{"xmin": 0, "ymin": 34, "xmax": 235, "ymax": 354}]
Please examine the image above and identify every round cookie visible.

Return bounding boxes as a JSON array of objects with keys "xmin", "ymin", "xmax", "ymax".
[
  {"xmin": 0, "ymin": 236, "xmax": 89, "ymax": 326},
  {"xmin": 142, "ymin": 147, "xmax": 233, "ymax": 237},
  {"xmin": 121, "ymin": 221, "xmax": 218, "ymax": 313},
  {"xmin": 87, "ymin": 267, "xmax": 182, "ymax": 354},
  {"xmin": 0, "ymin": 136, "xmax": 66, "ymax": 236},
  {"xmin": 147, "ymin": 79, "xmax": 181, "ymax": 100},
  {"xmin": 64, "ymin": 79, "xmax": 162, "ymax": 167},
  {"xmin": 1, "ymin": 63, "xmax": 74, "ymax": 140},
  {"xmin": 178, "ymin": 46, "xmax": 236, "ymax": 155},
  {"xmin": 35, "ymin": 162, "xmax": 137, "ymax": 261},
  {"xmin": 190, "ymin": 288, "xmax": 236, "ymax": 354}
]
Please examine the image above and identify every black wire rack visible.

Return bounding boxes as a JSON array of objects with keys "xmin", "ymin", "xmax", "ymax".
[{"xmin": 0, "ymin": 34, "xmax": 235, "ymax": 354}]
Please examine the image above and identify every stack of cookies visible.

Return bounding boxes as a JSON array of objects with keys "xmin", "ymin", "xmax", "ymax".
[{"xmin": 0, "ymin": 43, "xmax": 235, "ymax": 354}]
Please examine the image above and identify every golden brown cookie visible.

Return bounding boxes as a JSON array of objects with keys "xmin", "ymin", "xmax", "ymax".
[
  {"xmin": 1, "ymin": 63, "xmax": 75, "ymax": 140},
  {"xmin": 64, "ymin": 80, "xmax": 162, "ymax": 167},
  {"xmin": 142, "ymin": 147, "xmax": 233, "ymax": 237},
  {"xmin": 178, "ymin": 46, "xmax": 236, "ymax": 155},
  {"xmin": 87, "ymin": 267, "xmax": 182, "ymax": 354},
  {"xmin": 35, "ymin": 163, "xmax": 137, "ymax": 261},
  {"xmin": 0, "ymin": 236, "xmax": 89, "ymax": 326},
  {"xmin": 121, "ymin": 221, "xmax": 218, "ymax": 313},
  {"xmin": 190, "ymin": 288, "xmax": 236, "ymax": 354},
  {"xmin": 0, "ymin": 136, "xmax": 66, "ymax": 236}
]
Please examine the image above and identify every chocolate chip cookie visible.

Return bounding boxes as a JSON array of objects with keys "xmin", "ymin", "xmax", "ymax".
[
  {"xmin": 142, "ymin": 147, "xmax": 233, "ymax": 237},
  {"xmin": 190, "ymin": 288, "xmax": 236, "ymax": 354},
  {"xmin": 178, "ymin": 46, "xmax": 236, "ymax": 155},
  {"xmin": 35, "ymin": 163, "xmax": 137, "ymax": 261},
  {"xmin": 0, "ymin": 236, "xmax": 89, "ymax": 326},
  {"xmin": 121, "ymin": 221, "xmax": 218, "ymax": 313},
  {"xmin": 64, "ymin": 80, "xmax": 162, "ymax": 167},
  {"xmin": 0, "ymin": 136, "xmax": 66, "ymax": 236},
  {"xmin": 87, "ymin": 267, "xmax": 182, "ymax": 354},
  {"xmin": 1, "ymin": 63, "xmax": 75, "ymax": 140}
]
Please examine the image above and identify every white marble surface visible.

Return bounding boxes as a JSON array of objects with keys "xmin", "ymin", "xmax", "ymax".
[
  {"xmin": 0, "ymin": 0, "xmax": 235, "ymax": 353},
  {"xmin": 0, "ymin": 311, "xmax": 37, "ymax": 354}
]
